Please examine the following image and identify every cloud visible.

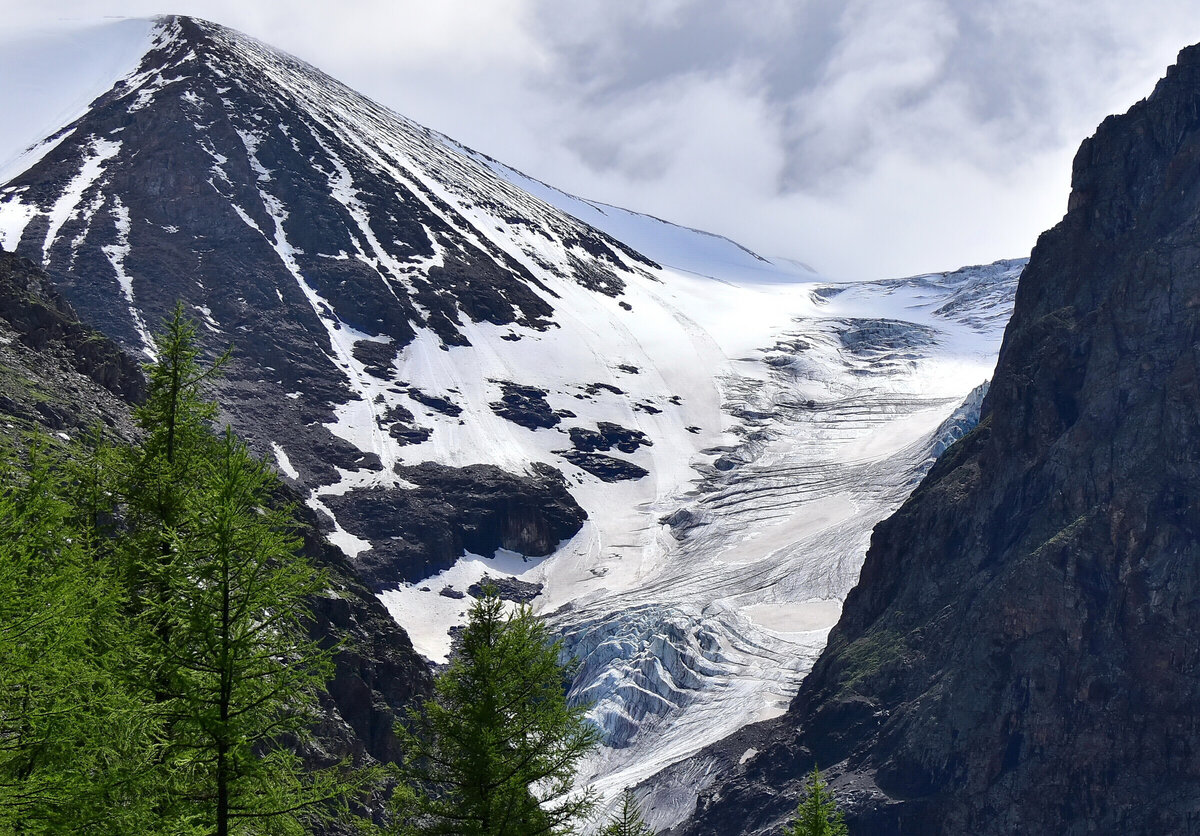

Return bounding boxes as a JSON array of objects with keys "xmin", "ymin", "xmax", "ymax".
[
  {"xmin": 4, "ymin": 0, "xmax": 1200, "ymax": 278},
  {"xmin": 505, "ymin": 0, "xmax": 1200, "ymax": 277}
]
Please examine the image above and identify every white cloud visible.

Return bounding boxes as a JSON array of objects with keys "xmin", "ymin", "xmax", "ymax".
[{"xmin": 3, "ymin": 0, "xmax": 1200, "ymax": 278}]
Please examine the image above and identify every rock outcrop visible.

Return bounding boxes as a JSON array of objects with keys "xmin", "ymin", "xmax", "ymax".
[
  {"xmin": 0, "ymin": 248, "xmax": 144, "ymax": 440},
  {"xmin": 296, "ymin": 499, "xmax": 432, "ymax": 766},
  {"xmin": 324, "ymin": 461, "xmax": 588, "ymax": 589},
  {"xmin": 682, "ymin": 42, "xmax": 1200, "ymax": 836}
]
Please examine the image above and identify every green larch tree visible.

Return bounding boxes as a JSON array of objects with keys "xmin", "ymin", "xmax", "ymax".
[
  {"xmin": 784, "ymin": 766, "xmax": 847, "ymax": 836},
  {"xmin": 0, "ymin": 439, "xmax": 155, "ymax": 834},
  {"xmin": 397, "ymin": 588, "xmax": 600, "ymax": 836},
  {"xmin": 161, "ymin": 427, "xmax": 364, "ymax": 835},
  {"xmin": 0, "ymin": 304, "xmax": 380, "ymax": 833},
  {"xmin": 598, "ymin": 789, "xmax": 654, "ymax": 836},
  {"xmin": 119, "ymin": 306, "xmax": 373, "ymax": 834}
]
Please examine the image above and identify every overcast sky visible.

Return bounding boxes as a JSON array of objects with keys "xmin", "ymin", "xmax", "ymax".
[{"xmin": 4, "ymin": 2, "xmax": 1200, "ymax": 279}]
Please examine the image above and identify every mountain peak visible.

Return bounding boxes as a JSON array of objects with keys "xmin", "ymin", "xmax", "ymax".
[
  {"xmin": 0, "ymin": 8, "xmax": 672, "ymax": 584},
  {"xmin": 2, "ymin": 10, "xmax": 650, "ymax": 345}
]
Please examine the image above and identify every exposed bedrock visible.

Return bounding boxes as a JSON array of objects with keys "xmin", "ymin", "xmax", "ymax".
[
  {"xmin": 324, "ymin": 461, "xmax": 587, "ymax": 590},
  {"xmin": 568, "ymin": 420, "xmax": 653, "ymax": 454},
  {"xmin": 292, "ymin": 497, "xmax": 433, "ymax": 766},
  {"xmin": 0, "ymin": 249, "xmax": 145, "ymax": 412},
  {"xmin": 489, "ymin": 381, "xmax": 568, "ymax": 429},
  {"xmin": 556, "ymin": 449, "xmax": 649, "ymax": 482}
]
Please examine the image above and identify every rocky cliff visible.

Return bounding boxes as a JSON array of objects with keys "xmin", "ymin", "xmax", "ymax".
[
  {"xmin": 682, "ymin": 41, "xmax": 1200, "ymax": 836},
  {"xmin": 0, "ymin": 248, "xmax": 143, "ymax": 439}
]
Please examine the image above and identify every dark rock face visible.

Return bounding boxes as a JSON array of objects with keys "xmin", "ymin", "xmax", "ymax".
[
  {"xmin": 0, "ymin": 250, "xmax": 144, "ymax": 401},
  {"xmin": 467, "ymin": 574, "xmax": 544, "ymax": 604},
  {"xmin": 388, "ymin": 424, "xmax": 432, "ymax": 445},
  {"xmin": 350, "ymin": 339, "xmax": 399, "ymax": 379},
  {"xmin": 584, "ymin": 382, "xmax": 625, "ymax": 397},
  {"xmin": 683, "ymin": 43, "xmax": 1200, "ymax": 836},
  {"xmin": 407, "ymin": 386, "xmax": 462, "ymax": 417},
  {"xmin": 568, "ymin": 421, "xmax": 652, "ymax": 454},
  {"xmin": 295, "ymin": 498, "xmax": 432, "ymax": 766},
  {"xmin": 489, "ymin": 381, "xmax": 563, "ymax": 430},
  {"xmin": 0, "ymin": 249, "xmax": 143, "ymax": 439},
  {"xmin": 557, "ymin": 449, "xmax": 649, "ymax": 482},
  {"xmin": 323, "ymin": 461, "xmax": 588, "ymax": 589}
]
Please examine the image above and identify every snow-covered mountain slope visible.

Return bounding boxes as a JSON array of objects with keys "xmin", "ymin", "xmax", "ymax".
[
  {"xmin": 455, "ymin": 144, "xmax": 818, "ymax": 285},
  {"xmin": 550, "ymin": 261, "xmax": 1020, "ymax": 829},
  {"xmin": 0, "ymin": 15, "xmax": 1021, "ymax": 824}
]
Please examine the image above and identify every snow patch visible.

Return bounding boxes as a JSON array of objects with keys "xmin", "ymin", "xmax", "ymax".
[
  {"xmin": 270, "ymin": 442, "xmax": 300, "ymax": 480},
  {"xmin": 377, "ymin": 548, "xmax": 546, "ymax": 664},
  {"xmin": 100, "ymin": 196, "xmax": 157, "ymax": 359},
  {"xmin": 34, "ymin": 135, "xmax": 122, "ymax": 264}
]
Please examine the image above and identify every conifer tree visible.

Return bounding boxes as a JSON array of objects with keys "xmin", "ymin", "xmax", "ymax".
[
  {"xmin": 0, "ymin": 439, "xmax": 154, "ymax": 833},
  {"xmin": 599, "ymin": 789, "xmax": 654, "ymax": 836},
  {"xmin": 119, "ymin": 306, "xmax": 372, "ymax": 834},
  {"xmin": 162, "ymin": 427, "xmax": 364, "ymax": 834},
  {"xmin": 397, "ymin": 588, "xmax": 599, "ymax": 836},
  {"xmin": 0, "ymin": 305, "xmax": 379, "ymax": 833},
  {"xmin": 121, "ymin": 304, "xmax": 225, "ymax": 694},
  {"xmin": 784, "ymin": 766, "xmax": 847, "ymax": 836}
]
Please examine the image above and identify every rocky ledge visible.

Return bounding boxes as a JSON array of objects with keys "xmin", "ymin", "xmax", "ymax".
[{"xmin": 323, "ymin": 461, "xmax": 588, "ymax": 589}]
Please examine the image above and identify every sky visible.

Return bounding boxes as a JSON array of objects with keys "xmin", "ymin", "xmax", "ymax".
[{"xmin": 3, "ymin": 2, "xmax": 1200, "ymax": 280}]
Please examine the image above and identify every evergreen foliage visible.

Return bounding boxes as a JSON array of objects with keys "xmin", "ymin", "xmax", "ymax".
[
  {"xmin": 155, "ymin": 428, "xmax": 363, "ymax": 834},
  {"xmin": 784, "ymin": 766, "xmax": 847, "ymax": 836},
  {"xmin": 0, "ymin": 441, "xmax": 153, "ymax": 833},
  {"xmin": 397, "ymin": 588, "xmax": 599, "ymax": 836},
  {"xmin": 0, "ymin": 305, "xmax": 375, "ymax": 833},
  {"xmin": 598, "ymin": 790, "xmax": 654, "ymax": 836}
]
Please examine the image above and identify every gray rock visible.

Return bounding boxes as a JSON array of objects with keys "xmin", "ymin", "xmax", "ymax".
[
  {"xmin": 557, "ymin": 449, "xmax": 649, "ymax": 482},
  {"xmin": 324, "ymin": 461, "xmax": 587, "ymax": 589},
  {"xmin": 467, "ymin": 574, "xmax": 544, "ymax": 604}
]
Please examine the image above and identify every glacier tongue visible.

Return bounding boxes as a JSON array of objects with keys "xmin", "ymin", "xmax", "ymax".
[{"xmin": 548, "ymin": 260, "xmax": 1022, "ymax": 828}]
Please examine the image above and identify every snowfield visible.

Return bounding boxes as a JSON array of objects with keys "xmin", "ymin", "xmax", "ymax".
[{"xmin": 364, "ymin": 217, "xmax": 1021, "ymax": 827}]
